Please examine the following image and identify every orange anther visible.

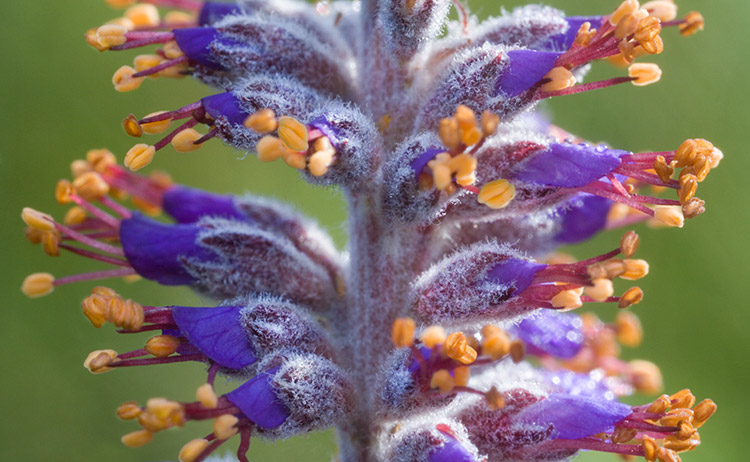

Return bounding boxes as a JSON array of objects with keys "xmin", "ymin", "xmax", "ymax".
[
  {"xmin": 443, "ymin": 332, "xmax": 478, "ymax": 365},
  {"xmin": 391, "ymin": 317, "xmax": 417, "ymax": 348}
]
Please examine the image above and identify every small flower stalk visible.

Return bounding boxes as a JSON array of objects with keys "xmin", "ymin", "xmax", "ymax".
[{"xmin": 22, "ymin": 0, "xmax": 717, "ymax": 461}]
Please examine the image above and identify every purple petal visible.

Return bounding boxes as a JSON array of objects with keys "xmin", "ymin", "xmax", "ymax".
[
  {"xmin": 172, "ymin": 27, "xmax": 224, "ymax": 69},
  {"xmin": 554, "ymin": 194, "xmax": 612, "ymax": 244},
  {"xmin": 162, "ymin": 186, "xmax": 246, "ymax": 224},
  {"xmin": 120, "ymin": 213, "xmax": 218, "ymax": 285},
  {"xmin": 497, "ymin": 50, "xmax": 562, "ymax": 97},
  {"xmin": 514, "ymin": 311, "xmax": 583, "ymax": 359},
  {"xmin": 539, "ymin": 16, "xmax": 603, "ymax": 52},
  {"xmin": 486, "ymin": 258, "xmax": 547, "ymax": 296},
  {"xmin": 202, "ymin": 92, "xmax": 250, "ymax": 126},
  {"xmin": 171, "ymin": 305, "xmax": 257, "ymax": 369},
  {"xmin": 308, "ymin": 115, "xmax": 346, "ymax": 147},
  {"xmin": 543, "ymin": 371, "xmax": 616, "ymax": 401},
  {"xmin": 226, "ymin": 368, "xmax": 290, "ymax": 429},
  {"xmin": 429, "ymin": 436, "xmax": 477, "ymax": 462},
  {"xmin": 198, "ymin": 2, "xmax": 246, "ymax": 26},
  {"xmin": 517, "ymin": 393, "xmax": 632, "ymax": 440},
  {"xmin": 409, "ymin": 147, "xmax": 445, "ymax": 181},
  {"xmin": 512, "ymin": 143, "xmax": 625, "ymax": 188}
]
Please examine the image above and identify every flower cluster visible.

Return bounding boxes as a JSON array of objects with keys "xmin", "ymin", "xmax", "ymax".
[{"xmin": 21, "ymin": 0, "xmax": 718, "ymax": 461}]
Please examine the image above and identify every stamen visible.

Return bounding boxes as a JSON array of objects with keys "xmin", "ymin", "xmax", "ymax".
[
  {"xmin": 125, "ymin": 144, "xmax": 156, "ymax": 171},
  {"xmin": 481, "ymin": 325, "xmax": 511, "ymax": 360},
  {"xmin": 477, "ymin": 179, "xmax": 516, "ymax": 209},
  {"xmin": 540, "ymin": 67, "xmax": 577, "ymax": 92},
  {"xmin": 679, "ymin": 12, "xmax": 704, "ymax": 37},
  {"xmin": 145, "ymin": 335, "xmax": 181, "ymax": 357},
  {"xmin": 125, "ymin": 4, "xmax": 160, "ymax": 28},
  {"xmin": 277, "ymin": 116, "xmax": 310, "ymax": 152},
  {"xmin": 121, "ymin": 429, "xmax": 154, "ymax": 448},
  {"xmin": 214, "ymin": 414, "xmax": 239, "ymax": 440},
  {"xmin": 117, "ymin": 402, "xmax": 143, "ymax": 420},
  {"xmin": 430, "ymin": 369, "xmax": 455, "ymax": 394},
  {"xmin": 244, "ymin": 109, "xmax": 278, "ymax": 134},
  {"xmin": 629, "ymin": 63, "xmax": 662, "ymax": 86},
  {"xmin": 419, "ymin": 325, "xmax": 447, "ymax": 348},
  {"xmin": 178, "ymin": 438, "xmax": 210, "ymax": 462},
  {"xmin": 443, "ymin": 332, "xmax": 478, "ymax": 365},
  {"xmin": 391, "ymin": 317, "xmax": 417, "ymax": 348},
  {"xmin": 97, "ymin": 24, "xmax": 129, "ymax": 48},
  {"xmin": 197, "ymin": 384, "xmax": 219, "ymax": 409},
  {"xmin": 113, "ymin": 65, "xmax": 145, "ymax": 92},
  {"xmin": 171, "ymin": 128, "xmax": 205, "ymax": 152},
  {"xmin": 654, "ymin": 205, "xmax": 684, "ymax": 227},
  {"xmin": 84, "ymin": 349, "xmax": 119, "ymax": 373},
  {"xmin": 618, "ymin": 286, "xmax": 644, "ymax": 308},
  {"xmin": 21, "ymin": 272, "xmax": 55, "ymax": 298},
  {"xmin": 484, "ymin": 386, "xmax": 506, "ymax": 410}
]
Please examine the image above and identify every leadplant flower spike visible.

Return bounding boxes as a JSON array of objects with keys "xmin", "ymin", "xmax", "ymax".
[{"xmin": 22, "ymin": 0, "xmax": 717, "ymax": 461}]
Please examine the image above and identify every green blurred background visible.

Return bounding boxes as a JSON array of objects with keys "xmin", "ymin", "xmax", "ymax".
[{"xmin": 0, "ymin": 0, "xmax": 745, "ymax": 460}]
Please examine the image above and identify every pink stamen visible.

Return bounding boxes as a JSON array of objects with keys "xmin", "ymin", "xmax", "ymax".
[
  {"xmin": 112, "ymin": 353, "xmax": 205, "ymax": 367},
  {"xmin": 112, "ymin": 32, "xmax": 175, "ymax": 51},
  {"xmin": 144, "ymin": 0, "xmax": 203, "ymax": 10},
  {"xmin": 70, "ymin": 194, "xmax": 122, "ymax": 229},
  {"xmin": 539, "ymin": 77, "xmax": 634, "ymax": 99},
  {"xmin": 139, "ymin": 101, "xmax": 202, "ymax": 124},
  {"xmin": 132, "ymin": 55, "xmax": 189, "ymax": 78},
  {"xmin": 54, "ymin": 222, "xmax": 125, "ymax": 256},
  {"xmin": 54, "ymin": 267, "xmax": 137, "ymax": 286},
  {"xmin": 546, "ymin": 437, "xmax": 645, "ymax": 457},
  {"xmin": 98, "ymin": 195, "xmax": 133, "ymax": 219},
  {"xmin": 58, "ymin": 244, "xmax": 131, "ymax": 267},
  {"xmin": 155, "ymin": 118, "xmax": 200, "ymax": 151}
]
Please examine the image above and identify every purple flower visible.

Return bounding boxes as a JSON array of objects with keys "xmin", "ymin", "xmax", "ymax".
[{"xmin": 21, "ymin": 1, "xmax": 718, "ymax": 461}]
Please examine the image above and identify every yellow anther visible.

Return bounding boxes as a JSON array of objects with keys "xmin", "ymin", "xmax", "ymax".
[
  {"xmin": 106, "ymin": 0, "xmax": 137, "ymax": 8},
  {"xmin": 615, "ymin": 311, "xmax": 643, "ymax": 347},
  {"xmin": 87, "ymin": 148, "xmax": 117, "ymax": 172},
  {"xmin": 73, "ymin": 171, "xmax": 110, "ymax": 200},
  {"xmin": 509, "ymin": 339, "xmax": 525, "ymax": 363},
  {"xmin": 615, "ymin": 9, "xmax": 648, "ymax": 40},
  {"xmin": 428, "ymin": 153, "xmax": 453, "ymax": 190},
  {"xmin": 196, "ymin": 383, "xmax": 219, "ymax": 409},
  {"xmin": 619, "ymin": 230, "xmax": 640, "ymax": 258},
  {"xmin": 171, "ymin": 128, "xmax": 204, "ymax": 153},
  {"xmin": 125, "ymin": 144, "xmax": 156, "ymax": 171},
  {"xmin": 660, "ymin": 408, "xmax": 694, "ymax": 427},
  {"xmin": 693, "ymin": 399, "xmax": 717, "ymax": 427},
  {"xmin": 157, "ymin": 61, "xmax": 189, "ymax": 79},
  {"xmin": 282, "ymin": 150, "xmax": 307, "ymax": 170},
  {"xmin": 113, "ymin": 65, "xmax": 145, "ymax": 92},
  {"xmin": 670, "ymin": 389, "xmax": 696, "ymax": 409},
  {"xmin": 448, "ymin": 153, "xmax": 477, "ymax": 186},
  {"xmin": 634, "ymin": 16, "xmax": 662, "ymax": 44},
  {"xmin": 277, "ymin": 116, "xmax": 309, "ymax": 152},
  {"xmin": 22, "ymin": 207, "xmax": 55, "ymax": 232},
  {"xmin": 707, "ymin": 146, "xmax": 723, "ymax": 169},
  {"xmin": 96, "ymin": 24, "xmax": 129, "ymax": 48},
  {"xmin": 145, "ymin": 335, "xmax": 180, "ymax": 358},
  {"xmin": 678, "ymin": 174, "xmax": 698, "ymax": 204},
  {"xmin": 63, "ymin": 206, "xmax": 89, "ymax": 225},
  {"xmin": 621, "ymin": 259, "xmax": 649, "ymax": 280},
  {"xmin": 70, "ymin": 159, "xmax": 93, "ymax": 178},
  {"xmin": 642, "ymin": 1, "xmax": 677, "ymax": 22},
  {"xmin": 611, "ymin": 426, "xmax": 638, "ymax": 444},
  {"xmin": 642, "ymin": 435, "xmax": 658, "ymax": 462},
  {"xmin": 41, "ymin": 231, "xmax": 61, "ymax": 257},
  {"xmin": 82, "ymin": 294, "xmax": 109, "ymax": 328},
  {"xmin": 454, "ymin": 105, "xmax": 476, "ymax": 130},
  {"xmin": 438, "ymin": 118, "xmax": 461, "ymax": 150},
  {"xmin": 444, "ymin": 332, "xmax": 478, "ymax": 365},
  {"xmin": 430, "ymin": 369, "xmax": 455, "ymax": 394},
  {"xmin": 163, "ymin": 40, "xmax": 186, "ymax": 59},
  {"xmin": 629, "ymin": 63, "xmax": 662, "ymax": 86},
  {"xmin": 146, "ymin": 398, "xmax": 183, "ymax": 422},
  {"xmin": 84, "ymin": 349, "xmax": 118, "ymax": 374},
  {"xmin": 214, "ymin": 414, "xmax": 239, "ymax": 440},
  {"xmin": 540, "ymin": 66, "xmax": 576, "ymax": 92},
  {"xmin": 165, "ymin": 11, "xmax": 195, "ymax": 25},
  {"xmin": 134, "ymin": 54, "xmax": 165, "ymax": 77},
  {"xmin": 477, "ymin": 179, "xmax": 516, "ymax": 210},
  {"xmin": 654, "ymin": 205, "xmax": 684, "ymax": 228},
  {"xmin": 628, "ymin": 359, "xmax": 663, "ymax": 394},
  {"xmin": 481, "ymin": 325, "xmax": 511, "ymax": 360},
  {"xmin": 117, "ymin": 401, "xmax": 142, "ymax": 420},
  {"xmin": 391, "ymin": 317, "xmax": 417, "ymax": 348},
  {"xmin": 107, "ymin": 17, "xmax": 136, "ymax": 30},
  {"xmin": 256, "ymin": 135, "xmax": 287, "ymax": 162},
  {"xmin": 86, "ymin": 28, "xmax": 109, "ymax": 51},
  {"xmin": 485, "ymin": 386, "xmax": 506, "ymax": 410},
  {"xmin": 121, "ymin": 429, "xmax": 154, "ymax": 448},
  {"xmin": 460, "ymin": 126, "xmax": 482, "ymax": 146},
  {"xmin": 610, "ymin": 0, "xmax": 640, "ymax": 26},
  {"xmin": 140, "ymin": 112, "xmax": 172, "ymax": 134},
  {"xmin": 648, "ymin": 394, "xmax": 672, "ymax": 414},
  {"xmin": 584, "ymin": 278, "xmax": 614, "ymax": 302},
  {"xmin": 125, "ymin": 3, "xmax": 160, "ymax": 28},
  {"xmin": 123, "ymin": 114, "xmax": 144, "ymax": 137},
  {"xmin": 116, "ymin": 298, "xmax": 145, "ymax": 330},
  {"xmin": 92, "ymin": 286, "xmax": 119, "ymax": 297},
  {"xmin": 641, "ymin": 36, "xmax": 664, "ymax": 55},
  {"xmin": 309, "ymin": 137, "xmax": 337, "ymax": 177},
  {"xmin": 574, "ymin": 21, "xmax": 596, "ymax": 46},
  {"xmin": 244, "ymin": 108, "xmax": 278, "ymax": 134},
  {"xmin": 664, "ymin": 434, "xmax": 700, "ymax": 452},
  {"xmin": 679, "ymin": 12, "xmax": 704, "ymax": 37},
  {"xmin": 480, "ymin": 111, "xmax": 500, "ymax": 137},
  {"xmin": 419, "ymin": 325, "xmax": 447, "ymax": 348},
  {"xmin": 24, "ymin": 227, "xmax": 44, "ymax": 244},
  {"xmin": 551, "ymin": 289, "xmax": 583, "ymax": 310},
  {"xmin": 453, "ymin": 366, "xmax": 471, "ymax": 387},
  {"xmin": 654, "ymin": 155, "xmax": 674, "ymax": 183},
  {"xmin": 21, "ymin": 272, "xmax": 55, "ymax": 298},
  {"xmin": 619, "ymin": 286, "xmax": 644, "ymax": 308},
  {"xmin": 178, "ymin": 438, "xmax": 210, "ymax": 462}
]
